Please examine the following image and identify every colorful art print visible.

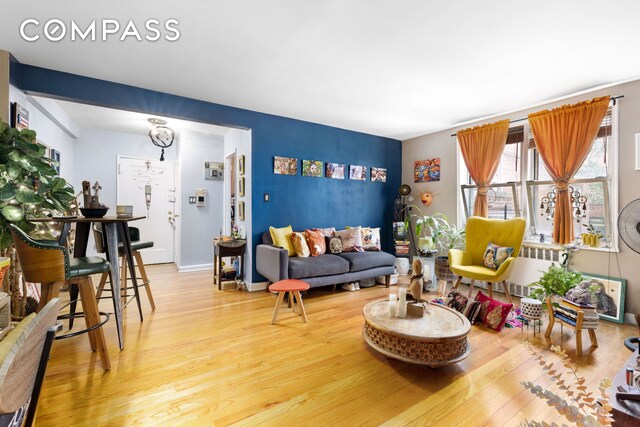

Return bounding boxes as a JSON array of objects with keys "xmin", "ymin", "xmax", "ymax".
[
  {"xmin": 273, "ymin": 156, "xmax": 298, "ymax": 175},
  {"xmin": 302, "ymin": 160, "xmax": 323, "ymax": 177},
  {"xmin": 349, "ymin": 165, "xmax": 366, "ymax": 181},
  {"xmin": 414, "ymin": 158, "xmax": 441, "ymax": 182},
  {"xmin": 10, "ymin": 102, "xmax": 29, "ymax": 130},
  {"xmin": 325, "ymin": 162, "xmax": 345, "ymax": 179},
  {"xmin": 581, "ymin": 273, "xmax": 626, "ymax": 324},
  {"xmin": 371, "ymin": 167, "xmax": 387, "ymax": 182}
]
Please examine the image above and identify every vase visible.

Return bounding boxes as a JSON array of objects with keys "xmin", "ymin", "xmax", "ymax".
[{"xmin": 395, "ymin": 258, "xmax": 410, "ymax": 275}]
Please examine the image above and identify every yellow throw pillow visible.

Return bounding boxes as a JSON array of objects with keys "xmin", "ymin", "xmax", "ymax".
[
  {"xmin": 269, "ymin": 225, "xmax": 296, "ymax": 256},
  {"xmin": 291, "ymin": 232, "xmax": 310, "ymax": 257}
]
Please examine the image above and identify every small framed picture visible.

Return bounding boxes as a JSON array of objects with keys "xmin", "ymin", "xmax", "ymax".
[
  {"xmin": 371, "ymin": 167, "xmax": 387, "ymax": 182},
  {"xmin": 238, "ymin": 201, "xmax": 245, "ymax": 221},
  {"xmin": 580, "ymin": 273, "xmax": 626, "ymax": 324},
  {"xmin": 239, "ymin": 177, "xmax": 245, "ymax": 197},
  {"xmin": 274, "ymin": 156, "xmax": 298, "ymax": 175},
  {"xmin": 349, "ymin": 165, "xmax": 366, "ymax": 181},
  {"xmin": 239, "ymin": 154, "xmax": 245, "ymax": 176},
  {"xmin": 302, "ymin": 160, "xmax": 323, "ymax": 177}
]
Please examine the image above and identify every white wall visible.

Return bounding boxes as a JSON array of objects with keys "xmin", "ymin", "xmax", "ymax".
[
  {"xmin": 403, "ymin": 79, "xmax": 640, "ymax": 322},
  {"xmin": 9, "ymin": 86, "xmax": 76, "ymax": 184},
  {"xmin": 224, "ymin": 129, "xmax": 254, "ymax": 286},
  {"xmin": 178, "ymin": 130, "xmax": 225, "ymax": 270}
]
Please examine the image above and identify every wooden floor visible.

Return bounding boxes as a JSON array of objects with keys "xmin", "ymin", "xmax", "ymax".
[{"xmin": 36, "ymin": 265, "xmax": 638, "ymax": 426}]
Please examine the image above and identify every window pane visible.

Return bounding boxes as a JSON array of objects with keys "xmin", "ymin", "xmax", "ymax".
[
  {"xmin": 574, "ymin": 137, "xmax": 608, "ymax": 179},
  {"xmin": 493, "ymin": 143, "xmax": 521, "ymax": 183},
  {"xmin": 462, "ymin": 184, "xmax": 521, "ymax": 219}
]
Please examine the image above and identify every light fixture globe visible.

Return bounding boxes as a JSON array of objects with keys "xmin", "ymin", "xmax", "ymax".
[{"xmin": 398, "ymin": 184, "xmax": 411, "ymax": 196}]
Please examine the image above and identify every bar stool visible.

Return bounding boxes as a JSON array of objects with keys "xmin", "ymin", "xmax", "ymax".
[
  {"xmin": 269, "ymin": 279, "xmax": 310, "ymax": 324},
  {"xmin": 93, "ymin": 225, "xmax": 156, "ymax": 315},
  {"xmin": 10, "ymin": 224, "xmax": 111, "ymax": 370}
]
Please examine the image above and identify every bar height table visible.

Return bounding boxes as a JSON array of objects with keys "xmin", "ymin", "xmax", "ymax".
[{"xmin": 30, "ymin": 216, "xmax": 145, "ymax": 350}]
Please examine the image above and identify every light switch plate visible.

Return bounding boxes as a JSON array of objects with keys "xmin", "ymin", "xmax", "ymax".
[{"xmin": 189, "ymin": 196, "xmax": 197, "ymax": 204}]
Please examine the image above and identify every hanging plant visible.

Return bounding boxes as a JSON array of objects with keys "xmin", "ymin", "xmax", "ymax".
[{"xmin": 0, "ymin": 121, "xmax": 75, "ymax": 317}]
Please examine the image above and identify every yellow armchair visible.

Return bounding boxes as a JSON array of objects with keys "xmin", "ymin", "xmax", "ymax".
[{"xmin": 448, "ymin": 217, "xmax": 526, "ymax": 303}]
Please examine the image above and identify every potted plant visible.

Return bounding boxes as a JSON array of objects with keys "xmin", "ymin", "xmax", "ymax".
[
  {"xmin": 527, "ymin": 263, "xmax": 583, "ymax": 308},
  {"xmin": 0, "ymin": 121, "xmax": 75, "ymax": 317},
  {"xmin": 403, "ymin": 205, "xmax": 447, "ymax": 256},
  {"xmin": 582, "ymin": 223, "xmax": 602, "ymax": 248}
]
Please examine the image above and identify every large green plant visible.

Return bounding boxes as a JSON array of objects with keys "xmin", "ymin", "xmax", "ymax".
[
  {"xmin": 527, "ymin": 263, "xmax": 583, "ymax": 306},
  {"xmin": 403, "ymin": 206, "xmax": 465, "ymax": 254}
]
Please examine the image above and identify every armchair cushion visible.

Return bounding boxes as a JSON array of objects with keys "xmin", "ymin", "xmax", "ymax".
[{"xmin": 482, "ymin": 243, "xmax": 514, "ymax": 270}]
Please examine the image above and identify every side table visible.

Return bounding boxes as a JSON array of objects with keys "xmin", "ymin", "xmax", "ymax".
[{"xmin": 213, "ymin": 240, "xmax": 246, "ymax": 290}]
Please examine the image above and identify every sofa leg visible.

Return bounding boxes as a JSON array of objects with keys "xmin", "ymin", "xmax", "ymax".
[{"xmin": 385, "ymin": 275, "xmax": 391, "ymax": 288}]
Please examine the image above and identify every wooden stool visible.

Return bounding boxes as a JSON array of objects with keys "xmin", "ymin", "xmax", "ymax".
[{"xmin": 269, "ymin": 279, "xmax": 310, "ymax": 324}]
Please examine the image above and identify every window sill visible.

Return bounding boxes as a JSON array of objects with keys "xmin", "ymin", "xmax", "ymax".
[{"xmin": 522, "ymin": 240, "xmax": 619, "ymax": 253}]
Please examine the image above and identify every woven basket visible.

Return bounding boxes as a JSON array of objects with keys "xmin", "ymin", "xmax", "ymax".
[{"xmin": 435, "ymin": 256, "xmax": 457, "ymax": 282}]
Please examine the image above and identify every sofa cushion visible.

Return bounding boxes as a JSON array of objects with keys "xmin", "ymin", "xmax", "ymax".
[
  {"xmin": 337, "ymin": 251, "xmax": 396, "ymax": 272},
  {"xmin": 288, "ymin": 254, "xmax": 350, "ymax": 279}
]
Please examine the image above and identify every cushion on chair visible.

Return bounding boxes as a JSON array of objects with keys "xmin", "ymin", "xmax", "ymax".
[
  {"xmin": 118, "ymin": 241, "xmax": 154, "ymax": 253},
  {"xmin": 287, "ymin": 255, "xmax": 350, "ymax": 279},
  {"xmin": 337, "ymin": 251, "xmax": 395, "ymax": 272},
  {"xmin": 448, "ymin": 264, "xmax": 507, "ymax": 282},
  {"xmin": 68, "ymin": 257, "xmax": 110, "ymax": 278},
  {"xmin": 482, "ymin": 243, "xmax": 514, "ymax": 270}
]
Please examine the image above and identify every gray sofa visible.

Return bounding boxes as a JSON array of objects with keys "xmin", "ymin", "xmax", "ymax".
[{"xmin": 256, "ymin": 232, "xmax": 396, "ymax": 288}]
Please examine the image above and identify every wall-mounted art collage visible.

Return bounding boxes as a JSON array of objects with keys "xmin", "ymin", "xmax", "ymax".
[{"xmin": 273, "ymin": 156, "xmax": 386, "ymax": 183}]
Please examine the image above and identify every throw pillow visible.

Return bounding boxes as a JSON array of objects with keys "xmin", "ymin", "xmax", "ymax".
[
  {"xmin": 291, "ymin": 232, "xmax": 310, "ymax": 257},
  {"xmin": 335, "ymin": 228, "xmax": 364, "ymax": 252},
  {"xmin": 329, "ymin": 237, "xmax": 342, "ymax": 254},
  {"xmin": 269, "ymin": 225, "xmax": 296, "ymax": 257},
  {"xmin": 445, "ymin": 290, "xmax": 468, "ymax": 313},
  {"xmin": 462, "ymin": 299, "xmax": 482, "ymax": 324},
  {"xmin": 482, "ymin": 243, "xmax": 514, "ymax": 270},
  {"xmin": 304, "ymin": 229, "xmax": 326, "ymax": 257},
  {"xmin": 313, "ymin": 227, "xmax": 336, "ymax": 237},
  {"xmin": 475, "ymin": 291, "xmax": 513, "ymax": 331},
  {"xmin": 362, "ymin": 227, "xmax": 381, "ymax": 251}
]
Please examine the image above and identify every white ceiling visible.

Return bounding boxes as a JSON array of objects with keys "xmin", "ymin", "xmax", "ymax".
[
  {"xmin": 48, "ymin": 98, "xmax": 233, "ymax": 138},
  {"xmin": 3, "ymin": 1, "xmax": 640, "ymax": 140}
]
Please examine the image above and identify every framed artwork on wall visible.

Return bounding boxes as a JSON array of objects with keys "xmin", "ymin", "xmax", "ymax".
[
  {"xmin": 238, "ymin": 201, "xmax": 245, "ymax": 221},
  {"xmin": 50, "ymin": 149, "xmax": 61, "ymax": 175},
  {"xmin": 239, "ymin": 177, "xmax": 245, "ymax": 196},
  {"xmin": 302, "ymin": 160, "xmax": 323, "ymax": 177},
  {"xmin": 349, "ymin": 165, "xmax": 366, "ymax": 181},
  {"xmin": 414, "ymin": 158, "xmax": 440, "ymax": 182},
  {"xmin": 325, "ymin": 162, "xmax": 345, "ymax": 179},
  {"xmin": 371, "ymin": 167, "xmax": 387, "ymax": 182},
  {"xmin": 10, "ymin": 102, "xmax": 29, "ymax": 130},
  {"xmin": 239, "ymin": 155, "xmax": 245, "ymax": 176},
  {"xmin": 580, "ymin": 273, "xmax": 626, "ymax": 324},
  {"xmin": 274, "ymin": 156, "xmax": 298, "ymax": 175}
]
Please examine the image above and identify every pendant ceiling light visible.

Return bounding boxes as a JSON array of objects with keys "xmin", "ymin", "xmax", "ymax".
[{"xmin": 148, "ymin": 118, "xmax": 175, "ymax": 161}]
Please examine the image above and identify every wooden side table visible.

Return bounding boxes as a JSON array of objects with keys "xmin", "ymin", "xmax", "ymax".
[
  {"xmin": 545, "ymin": 297, "xmax": 598, "ymax": 356},
  {"xmin": 213, "ymin": 240, "xmax": 246, "ymax": 290}
]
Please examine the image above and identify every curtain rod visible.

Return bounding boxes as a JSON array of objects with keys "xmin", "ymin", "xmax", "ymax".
[{"xmin": 449, "ymin": 95, "xmax": 624, "ymax": 137}]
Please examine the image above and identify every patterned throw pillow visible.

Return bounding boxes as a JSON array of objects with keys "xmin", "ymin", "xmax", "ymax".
[
  {"xmin": 304, "ymin": 229, "xmax": 326, "ymax": 257},
  {"xmin": 362, "ymin": 227, "xmax": 381, "ymax": 251},
  {"xmin": 291, "ymin": 232, "xmax": 310, "ymax": 257},
  {"xmin": 329, "ymin": 237, "xmax": 342, "ymax": 254},
  {"xmin": 475, "ymin": 291, "xmax": 513, "ymax": 331},
  {"xmin": 269, "ymin": 225, "xmax": 296, "ymax": 257},
  {"xmin": 482, "ymin": 243, "xmax": 514, "ymax": 270},
  {"xmin": 335, "ymin": 228, "xmax": 364, "ymax": 252},
  {"xmin": 445, "ymin": 290, "xmax": 468, "ymax": 313},
  {"xmin": 313, "ymin": 227, "xmax": 336, "ymax": 237},
  {"xmin": 463, "ymin": 299, "xmax": 482, "ymax": 324}
]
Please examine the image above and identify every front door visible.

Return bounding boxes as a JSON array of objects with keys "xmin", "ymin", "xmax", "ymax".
[{"xmin": 117, "ymin": 157, "xmax": 177, "ymax": 264}]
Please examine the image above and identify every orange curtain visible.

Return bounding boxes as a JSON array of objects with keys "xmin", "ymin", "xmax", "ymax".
[
  {"xmin": 457, "ymin": 120, "xmax": 510, "ymax": 217},
  {"xmin": 528, "ymin": 96, "xmax": 610, "ymax": 244}
]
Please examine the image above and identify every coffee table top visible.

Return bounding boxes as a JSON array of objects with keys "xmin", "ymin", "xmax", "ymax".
[{"xmin": 363, "ymin": 299, "xmax": 471, "ymax": 342}]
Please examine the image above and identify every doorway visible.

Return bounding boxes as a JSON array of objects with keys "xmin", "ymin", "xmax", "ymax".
[{"xmin": 117, "ymin": 157, "xmax": 177, "ymax": 264}]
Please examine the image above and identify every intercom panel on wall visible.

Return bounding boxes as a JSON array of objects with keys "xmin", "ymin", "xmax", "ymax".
[{"xmin": 204, "ymin": 161, "xmax": 224, "ymax": 180}]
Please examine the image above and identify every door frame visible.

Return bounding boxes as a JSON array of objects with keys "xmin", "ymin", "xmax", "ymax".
[{"xmin": 116, "ymin": 155, "xmax": 181, "ymax": 265}]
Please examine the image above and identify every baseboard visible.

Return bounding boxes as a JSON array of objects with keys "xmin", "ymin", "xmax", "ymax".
[
  {"xmin": 625, "ymin": 313, "xmax": 638, "ymax": 326},
  {"xmin": 247, "ymin": 281, "xmax": 268, "ymax": 292},
  {"xmin": 178, "ymin": 263, "xmax": 214, "ymax": 273}
]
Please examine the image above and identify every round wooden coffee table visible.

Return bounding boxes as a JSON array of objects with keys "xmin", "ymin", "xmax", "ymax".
[{"xmin": 362, "ymin": 299, "xmax": 471, "ymax": 367}]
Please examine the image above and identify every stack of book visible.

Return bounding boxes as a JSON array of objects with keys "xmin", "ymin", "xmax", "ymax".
[
  {"xmin": 555, "ymin": 298, "xmax": 599, "ymax": 329},
  {"xmin": 394, "ymin": 241, "xmax": 410, "ymax": 257}
]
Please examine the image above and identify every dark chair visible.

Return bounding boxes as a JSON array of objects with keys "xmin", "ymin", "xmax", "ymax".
[
  {"xmin": 10, "ymin": 224, "xmax": 111, "ymax": 370},
  {"xmin": 93, "ymin": 225, "xmax": 156, "ymax": 314},
  {"xmin": 0, "ymin": 299, "xmax": 61, "ymax": 427}
]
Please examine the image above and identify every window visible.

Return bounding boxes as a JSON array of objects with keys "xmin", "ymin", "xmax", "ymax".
[
  {"xmin": 460, "ymin": 126, "xmax": 523, "ymax": 220},
  {"xmin": 459, "ymin": 102, "xmax": 618, "ymax": 249}
]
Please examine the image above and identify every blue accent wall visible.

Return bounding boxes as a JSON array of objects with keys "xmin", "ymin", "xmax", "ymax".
[{"xmin": 13, "ymin": 63, "xmax": 401, "ymax": 282}]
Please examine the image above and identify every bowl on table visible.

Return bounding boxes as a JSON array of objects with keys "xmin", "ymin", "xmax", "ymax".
[{"xmin": 79, "ymin": 207, "xmax": 109, "ymax": 218}]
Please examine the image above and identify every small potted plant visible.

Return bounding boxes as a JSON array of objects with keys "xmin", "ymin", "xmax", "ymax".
[
  {"xmin": 527, "ymin": 263, "xmax": 583, "ymax": 308},
  {"xmin": 582, "ymin": 223, "xmax": 602, "ymax": 248}
]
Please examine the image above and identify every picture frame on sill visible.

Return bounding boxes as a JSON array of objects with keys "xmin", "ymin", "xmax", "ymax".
[
  {"xmin": 238, "ymin": 201, "xmax": 245, "ymax": 221},
  {"xmin": 580, "ymin": 273, "xmax": 626, "ymax": 324},
  {"xmin": 239, "ymin": 155, "xmax": 245, "ymax": 176},
  {"xmin": 239, "ymin": 177, "xmax": 245, "ymax": 197}
]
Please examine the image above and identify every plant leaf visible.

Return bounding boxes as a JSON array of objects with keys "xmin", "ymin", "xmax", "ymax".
[{"xmin": 1, "ymin": 205, "xmax": 24, "ymax": 221}]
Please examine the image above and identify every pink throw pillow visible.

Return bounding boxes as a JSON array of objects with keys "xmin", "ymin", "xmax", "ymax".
[{"xmin": 475, "ymin": 291, "xmax": 513, "ymax": 332}]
